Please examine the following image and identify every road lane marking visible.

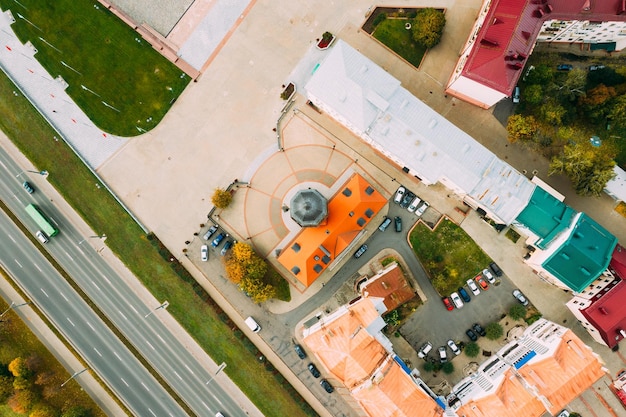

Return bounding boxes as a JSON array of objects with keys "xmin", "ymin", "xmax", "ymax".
[
  {"xmin": 173, "ymin": 371, "xmax": 182, "ymax": 380},
  {"xmin": 184, "ymin": 364, "xmax": 194, "ymax": 375},
  {"xmin": 118, "ymin": 310, "xmax": 127, "ymax": 320},
  {"xmin": 64, "ymin": 250, "xmax": 73, "ymax": 261},
  {"xmin": 129, "ymin": 305, "xmax": 138, "ymax": 314},
  {"xmin": 91, "ymin": 280, "xmax": 101, "ymax": 291},
  {"xmin": 101, "ymin": 274, "xmax": 111, "ymax": 285},
  {"xmin": 14, "ymin": 259, "xmax": 22, "ymax": 268},
  {"xmin": 141, "ymin": 382, "xmax": 150, "ymax": 392},
  {"xmin": 202, "ymin": 401, "xmax": 210, "ymax": 410},
  {"xmin": 59, "ymin": 292, "xmax": 69, "ymax": 302},
  {"xmin": 120, "ymin": 377, "xmax": 129, "ymax": 387},
  {"xmin": 157, "ymin": 334, "xmax": 165, "ymax": 344},
  {"xmin": 34, "ymin": 263, "xmax": 42, "ymax": 272},
  {"xmin": 114, "ymin": 351, "xmax": 122, "ymax": 361},
  {"xmin": 148, "ymin": 408, "xmax": 156, "ymax": 417},
  {"xmin": 8, "ymin": 233, "xmax": 16, "ymax": 243},
  {"xmin": 145, "ymin": 340, "xmax": 155, "ymax": 350},
  {"xmin": 93, "ymin": 347, "xmax": 102, "ymax": 357},
  {"xmin": 66, "ymin": 317, "xmax": 75, "ymax": 327},
  {"xmin": 40, "ymin": 288, "xmax": 49, "ymax": 297},
  {"xmin": 86, "ymin": 321, "xmax": 95, "ymax": 331}
]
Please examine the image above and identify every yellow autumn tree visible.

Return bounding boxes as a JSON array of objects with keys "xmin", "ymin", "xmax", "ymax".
[{"xmin": 211, "ymin": 188, "xmax": 232, "ymax": 209}]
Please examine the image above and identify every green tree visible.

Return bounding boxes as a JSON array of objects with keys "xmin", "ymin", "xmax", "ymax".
[
  {"xmin": 30, "ymin": 404, "xmax": 60, "ymax": 417},
  {"xmin": 464, "ymin": 342, "xmax": 479, "ymax": 357},
  {"xmin": 539, "ymin": 99, "xmax": 567, "ymax": 125},
  {"xmin": 61, "ymin": 406, "xmax": 92, "ymax": 417},
  {"xmin": 506, "ymin": 114, "xmax": 538, "ymax": 143},
  {"xmin": 524, "ymin": 84, "xmax": 544, "ymax": 105},
  {"xmin": 441, "ymin": 362, "xmax": 454, "ymax": 374},
  {"xmin": 411, "ymin": 8, "xmax": 446, "ymax": 48},
  {"xmin": 0, "ymin": 375, "xmax": 13, "ymax": 402},
  {"xmin": 556, "ymin": 68, "xmax": 586, "ymax": 101},
  {"xmin": 509, "ymin": 304, "xmax": 527, "ymax": 321},
  {"xmin": 579, "ymin": 84, "xmax": 616, "ymax": 124},
  {"xmin": 422, "ymin": 361, "xmax": 435, "ymax": 372},
  {"xmin": 8, "ymin": 389, "xmax": 39, "ymax": 414},
  {"xmin": 525, "ymin": 64, "xmax": 553, "ymax": 85},
  {"xmin": 609, "ymin": 95, "xmax": 626, "ymax": 130},
  {"xmin": 485, "ymin": 322, "xmax": 503, "ymax": 340},
  {"xmin": 211, "ymin": 188, "xmax": 232, "ymax": 209}
]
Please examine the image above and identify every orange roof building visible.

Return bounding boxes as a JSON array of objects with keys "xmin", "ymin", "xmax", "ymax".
[
  {"xmin": 451, "ymin": 319, "xmax": 607, "ymax": 417},
  {"xmin": 359, "ymin": 263, "xmax": 416, "ymax": 314},
  {"xmin": 303, "ymin": 298, "xmax": 445, "ymax": 417},
  {"xmin": 278, "ymin": 173, "xmax": 387, "ymax": 287}
]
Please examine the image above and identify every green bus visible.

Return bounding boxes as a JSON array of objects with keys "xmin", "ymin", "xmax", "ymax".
[{"xmin": 25, "ymin": 204, "xmax": 59, "ymax": 237}]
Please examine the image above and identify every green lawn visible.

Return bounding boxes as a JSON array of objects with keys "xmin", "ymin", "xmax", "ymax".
[
  {"xmin": 409, "ymin": 219, "xmax": 492, "ymax": 295},
  {"xmin": 0, "ymin": 0, "xmax": 190, "ymax": 136},
  {"xmin": 372, "ymin": 18, "xmax": 427, "ymax": 68},
  {"xmin": 0, "ymin": 72, "xmax": 313, "ymax": 417}
]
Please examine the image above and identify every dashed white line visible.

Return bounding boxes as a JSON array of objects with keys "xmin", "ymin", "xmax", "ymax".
[
  {"xmin": 64, "ymin": 251, "xmax": 74, "ymax": 261},
  {"xmin": 202, "ymin": 401, "xmax": 210, "ymax": 410},
  {"xmin": 118, "ymin": 310, "xmax": 127, "ymax": 320},
  {"xmin": 173, "ymin": 371, "xmax": 182, "ymax": 381},
  {"xmin": 120, "ymin": 377, "xmax": 129, "ymax": 387},
  {"xmin": 148, "ymin": 408, "xmax": 156, "ymax": 417},
  {"xmin": 184, "ymin": 364, "xmax": 194, "ymax": 375},
  {"xmin": 93, "ymin": 347, "xmax": 102, "ymax": 357},
  {"xmin": 145, "ymin": 340, "xmax": 155, "ymax": 350},
  {"xmin": 8, "ymin": 234, "xmax": 16, "ymax": 243},
  {"xmin": 40, "ymin": 288, "xmax": 49, "ymax": 297},
  {"xmin": 141, "ymin": 382, "xmax": 150, "ymax": 392},
  {"xmin": 100, "ymin": 274, "xmax": 111, "ymax": 285},
  {"xmin": 66, "ymin": 317, "xmax": 75, "ymax": 327},
  {"xmin": 59, "ymin": 292, "xmax": 69, "ymax": 302},
  {"xmin": 86, "ymin": 322, "xmax": 95, "ymax": 331},
  {"xmin": 14, "ymin": 259, "xmax": 22, "ymax": 268},
  {"xmin": 156, "ymin": 334, "xmax": 165, "ymax": 344},
  {"xmin": 129, "ymin": 305, "xmax": 138, "ymax": 314},
  {"xmin": 114, "ymin": 351, "xmax": 122, "ymax": 361},
  {"xmin": 91, "ymin": 280, "xmax": 101, "ymax": 291},
  {"xmin": 34, "ymin": 263, "xmax": 42, "ymax": 272}
]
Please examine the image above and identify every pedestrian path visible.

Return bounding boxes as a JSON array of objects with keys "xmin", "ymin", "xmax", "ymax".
[{"xmin": 0, "ymin": 10, "xmax": 126, "ymax": 169}]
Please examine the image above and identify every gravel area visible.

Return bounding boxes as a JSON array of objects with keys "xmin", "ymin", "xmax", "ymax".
[{"xmin": 107, "ymin": 0, "xmax": 193, "ymax": 36}]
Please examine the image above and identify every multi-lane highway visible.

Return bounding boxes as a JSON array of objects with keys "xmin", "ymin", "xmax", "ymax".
[{"xmin": 0, "ymin": 146, "xmax": 249, "ymax": 416}]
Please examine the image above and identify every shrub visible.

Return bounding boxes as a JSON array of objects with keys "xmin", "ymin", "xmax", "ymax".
[
  {"xmin": 411, "ymin": 8, "xmax": 446, "ymax": 48},
  {"xmin": 442, "ymin": 362, "xmax": 454, "ymax": 374},
  {"xmin": 464, "ymin": 342, "xmax": 479, "ymax": 357},
  {"xmin": 322, "ymin": 31, "xmax": 333, "ymax": 42},
  {"xmin": 486, "ymin": 322, "xmax": 504, "ymax": 340},
  {"xmin": 422, "ymin": 361, "xmax": 435, "ymax": 372},
  {"xmin": 509, "ymin": 304, "xmax": 527, "ymax": 321},
  {"xmin": 211, "ymin": 188, "xmax": 232, "ymax": 209},
  {"xmin": 381, "ymin": 256, "xmax": 397, "ymax": 267},
  {"xmin": 373, "ymin": 12, "xmax": 387, "ymax": 26}
]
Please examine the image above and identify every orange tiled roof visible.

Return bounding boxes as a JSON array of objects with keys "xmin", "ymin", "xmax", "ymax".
[
  {"xmin": 353, "ymin": 361, "xmax": 442, "ymax": 417},
  {"xmin": 303, "ymin": 298, "xmax": 387, "ymax": 389},
  {"xmin": 278, "ymin": 173, "xmax": 387, "ymax": 286},
  {"xmin": 361, "ymin": 264, "xmax": 415, "ymax": 313},
  {"xmin": 517, "ymin": 329, "xmax": 606, "ymax": 415}
]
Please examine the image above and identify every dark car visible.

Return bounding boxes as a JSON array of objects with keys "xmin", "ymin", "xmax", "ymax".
[
  {"xmin": 442, "ymin": 296, "xmax": 453, "ymax": 311},
  {"xmin": 394, "ymin": 216, "xmax": 402, "ymax": 232},
  {"xmin": 220, "ymin": 240, "xmax": 233, "ymax": 256},
  {"xmin": 472, "ymin": 323, "xmax": 486, "ymax": 337},
  {"xmin": 203, "ymin": 225, "xmax": 219, "ymax": 240},
  {"xmin": 557, "ymin": 64, "xmax": 573, "ymax": 71},
  {"xmin": 294, "ymin": 344, "xmax": 307, "ymax": 359},
  {"xmin": 320, "ymin": 379, "xmax": 334, "ymax": 393},
  {"xmin": 458, "ymin": 287, "xmax": 471, "ymax": 303},
  {"xmin": 307, "ymin": 363, "xmax": 321, "ymax": 378},
  {"xmin": 400, "ymin": 191, "xmax": 415, "ymax": 209},
  {"xmin": 211, "ymin": 233, "xmax": 226, "ymax": 247},
  {"xmin": 466, "ymin": 329, "xmax": 478, "ymax": 342},
  {"xmin": 22, "ymin": 181, "xmax": 35, "ymax": 194},
  {"xmin": 353, "ymin": 244, "xmax": 368, "ymax": 259},
  {"xmin": 489, "ymin": 262, "xmax": 503, "ymax": 277}
]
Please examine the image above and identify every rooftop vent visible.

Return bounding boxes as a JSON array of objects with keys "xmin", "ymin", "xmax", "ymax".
[
  {"xmin": 365, "ymin": 186, "xmax": 374, "ymax": 195},
  {"xmin": 365, "ymin": 208, "xmax": 374, "ymax": 218},
  {"xmin": 313, "ymin": 264, "xmax": 323, "ymax": 273},
  {"xmin": 291, "ymin": 266, "xmax": 301, "ymax": 275},
  {"xmin": 291, "ymin": 243, "xmax": 301, "ymax": 253},
  {"xmin": 357, "ymin": 217, "xmax": 366, "ymax": 227},
  {"xmin": 343, "ymin": 188, "xmax": 352, "ymax": 197}
]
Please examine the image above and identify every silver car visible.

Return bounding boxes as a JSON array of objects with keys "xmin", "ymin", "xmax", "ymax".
[
  {"xmin": 513, "ymin": 289, "xmax": 529, "ymax": 306},
  {"xmin": 200, "ymin": 245, "xmax": 209, "ymax": 262}
]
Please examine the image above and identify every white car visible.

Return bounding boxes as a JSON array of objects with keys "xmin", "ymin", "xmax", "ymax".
[
  {"xmin": 393, "ymin": 186, "xmax": 406, "ymax": 204},
  {"xmin": 415, "ymin": 201, "xmax": 429, "ymax": 217},
  {"xmin": 438, "ymin": 346, "xmax": 448, "ymax": 363},
  {"xmin": 466, "ymin": 279, "xmax": 480, "ymax": 296},
  {"xmin": 450, "ymin": 292, "xmax": 464, "ymax": 309},
  {"xmin": 407, "ymin": 196, "xmax": 422, "ymax": 213},
  {"xmin": 483, "ymin": 268, "xmax": 495, "ymax": 284},
  {"xmin": 447, "ymin": 339, "xmax": 461, "ymax": 356},
  {"xmin": 201, "ymin": 245, "xmax": 209, "ymax": 262},
  {"xmin": 556, "ymin": 411, "xmax": 569, "ymax": 417},
  {"xmin": 417, "ymin": 342, "xmax": 432, "ymax": 359}
]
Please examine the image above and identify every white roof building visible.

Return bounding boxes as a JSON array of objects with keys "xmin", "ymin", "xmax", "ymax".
[{"xmin": 304, "ymin": 40, "xmax": 535, "ymax": 224}]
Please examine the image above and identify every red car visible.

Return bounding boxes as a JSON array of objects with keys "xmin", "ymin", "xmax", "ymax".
[
  {"xmin": 475, "ymin": 274, "xmax": 489, "ymax": 290},
  {"xmin": 442, "ymin": 296, "xmax": 454, "ymax": 311}
]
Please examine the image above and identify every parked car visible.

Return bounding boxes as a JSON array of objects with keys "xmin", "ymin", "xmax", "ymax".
[
  {"xmin": 200, "ymin": 245, "xmax": 209, "ymax": 262},
  {"xmin": 512, "ymin": 86, "xmax": 520, "ymax": 104},
  {"xmin": 418, "ymin": 342, "xmax": 433, "ymax": 359},
  {"xmin": 588, "ymin": 65, "xmax": 605, "ymax": 71},
  {"xmin": 294, "ymin": 344, "xmax": 307, "ymax": 359},
  {"xmin": 466, "ymin": 329, "xmax": 478, "ymax": 342},
  {"xmin": 442, "ymin": 297, "xmax": 454, "ymax": 311},
  {"xmin": 215, "ymin": 413, "xmax": 225, "ymax": 417},
  {"xmin": 557, "ymin": 410, "xmax": 570, "ymax": 417},
  {"xmin": 513, "ymin": 289, "xmax": 529, "ymax": 306},
  {"xmin": 489, "ymin": 262, "xmax": 503, "ymax": 277},
  {"xmin": 475, "ymin": 274, "xmax": 489, "ymax": 290},
  {"xmin": 394, "ymin": 186, "xmax": 406, "ymax": 204},
  {"xmin": 353, "ymin": 244, "xmax": 368, "ymax": 259},
  {"xmin": 482, "ymin": 268, "xmax": 495, "ymax": 284},
  {"xmin": 22, "ymin": 181, "xmax": 35, "ymax": 194},
  {"xmin": 400, "ymin": 191, "xmax": 415, "ymax": 209},
  {"xmin": 394, "ymin": 216, "xmax": 402, "ymax": 232},
  {"xmin": 378, "ymin": 216, "xmax": 392, "ymax": 232},
  {"xmin": 438, "ymin": 346, "xmax": 448, "ymax": 363},
  {"xmin": 320, "ymin": 379, "xmax": 334, "ymax": 393},
  {"xmin": 450, "ymin": 292, "xmax": 464, "ymax": 309},
  {"xmin": 466, "ymin": 279, "xmax": 480, "ymax": 296},
  {"xmin": 211, "ymin": 233, "xmax": 226, "ymax": 247},
  {"xmin": 415, "ymin": 201, "xmax": 429, "ymax": 218},
  {"xmin": 458, "ymin": 287, "xmax": 471, "ymax": 303},
  {"xmin": 557, "ymin": 64, "xmax": 573, "ymax": 71},
  {"xmin": 220, "ymin": 240, "xmax": 233, "ymax": 256},
  {"xmin": 472, "ymin": 323, "xmax": 486, "ymax": 337},
  {"xmin": 307, "ymin": 363, "xmax": 321, "ymax": 378},
  {"xmin": 203, "ymin": 225, "xmax": 219, "ymax": 240},
  {"xmin": 407, "ymin": 196, "xmax": 422, "ymax": 213},
  {"xmin": 447, "ymin": 339, "xmax": 461, "ymax": 356}
]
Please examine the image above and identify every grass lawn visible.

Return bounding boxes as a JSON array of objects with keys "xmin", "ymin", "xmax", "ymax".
[
  {"xmin": 0, "ymin": 0, "xmax": 190, "ymax": 136},
  {"xmin": 372, "ymin": 18, "xmax": 427, "ymax": 68},
  {"xmin": 0, "ymin": 72, "xmax": 312, "ymax": 416},
  {"xmin": 409, "ymin": 218, "xmax": 492, "ymax": 295}
]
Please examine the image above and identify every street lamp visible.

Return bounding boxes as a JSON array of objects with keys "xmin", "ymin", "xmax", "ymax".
[
  {"xmin": 144, "ymin": 301, "xmax": 169, "ymax": 318},
  {"xmin": 78, "ymin": 235, "xmax": 107, "ymax": 245},
  {"xmin": 0, "ymin": 301, "xmax": 31, "ymax": 318},
  {"xmin": 16, "ymin": 170, "xmax": 48, "ymax": 178},
  {"xmin": 205, "ymin": 362, "xmax": 227, "ymax": 385},
  {"xmin": 61, "ymin": 368, "xmax": 88, "ymax": 387}
]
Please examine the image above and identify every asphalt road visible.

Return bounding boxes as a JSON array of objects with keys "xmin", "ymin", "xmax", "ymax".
[
  {"xmin": 0, "ymin": 147, "xmax": 247, "ymax": 417},
  {"xmin": 0, "ymin": 208, "xmax": 185, "ymax": 416}
]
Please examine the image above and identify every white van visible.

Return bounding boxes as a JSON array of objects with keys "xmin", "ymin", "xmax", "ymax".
[
  {"xmin": 244, "ymin": 316, "xmax": 261, "ymax": 333},
  {"xmin": 35, "ymin": 230, "xmax": 49, "ymax": 244},
  {"xmin": 407, "ymin": 196, "xmax": 422, "ymax": 213}
]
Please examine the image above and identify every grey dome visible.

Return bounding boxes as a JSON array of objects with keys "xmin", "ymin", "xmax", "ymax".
[{"xmin": 290, "ymin": 189, "xmax": 328, "ymax": 227}]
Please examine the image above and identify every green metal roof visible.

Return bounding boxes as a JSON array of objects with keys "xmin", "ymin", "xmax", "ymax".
[
  {"xmin": 542, "ymin": 213, "xmax": 617, "ymax": 292},
  {"xmin": 515, "ymin": 187, "xmax": 575, "ymax": 249}
]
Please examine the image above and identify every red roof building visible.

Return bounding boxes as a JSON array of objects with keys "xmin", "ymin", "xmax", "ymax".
[
  {"xmin": 567, "ymin": 244, "xmax": 626, "ymax": 349},
  {"xmin": 446, "ymin": 0, "xmax": 626, "ymax": 108}
]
